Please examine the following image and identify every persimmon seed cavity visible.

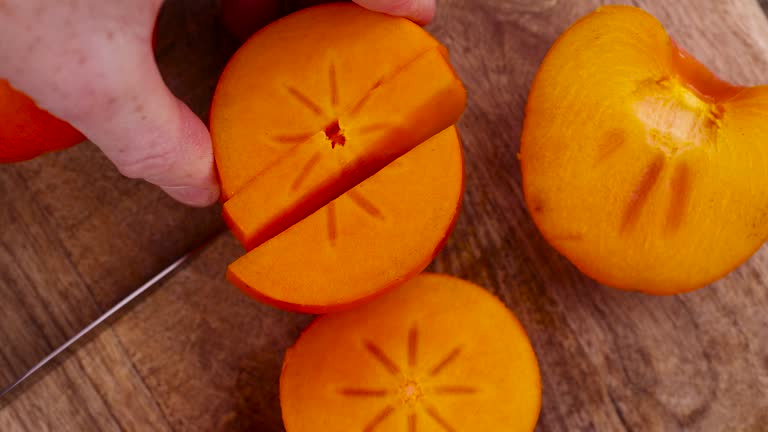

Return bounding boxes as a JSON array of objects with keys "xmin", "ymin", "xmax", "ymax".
[
  {"xmin": 324, "ymin": 120, "xmax": 346, "ymax": 149},
  {"xmin": 398, "ymin": 380, "xmax": 423, "ymax": 404}
]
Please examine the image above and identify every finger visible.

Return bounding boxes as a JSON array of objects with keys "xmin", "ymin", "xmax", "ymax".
[
  {"xmin": 0, "ymin": 0, "xmax": 219, "ymax": 207},
  {"xmin": 66, "ymin": 49, "xmax": 220, "ymax": 207},
  {"xmin": 352, "ymin": 0, "xmax": 436, "ymax": 25},
  {"xmin": 37, "ymin": 47, "xmax": 218, "ymax": 207},
  {"xmin": 43, "ymin": 53, "xmax": 220, "ymax": 206}
]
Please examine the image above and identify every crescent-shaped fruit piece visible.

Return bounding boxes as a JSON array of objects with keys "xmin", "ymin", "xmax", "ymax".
[
  {"xmin": 213, "ymin": 3, "xmax": 467, "ymax": 311},
  {"xmin": 228, "ymin": 127, "xmax": 463, "ymax": 313}
]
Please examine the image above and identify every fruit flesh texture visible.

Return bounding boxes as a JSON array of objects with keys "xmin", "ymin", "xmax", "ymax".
[
  {"xmin": 223, "ymin": 47, "xmax": 465, "ymax": 249},
  {"xmin": 215, "ymin": 3, "xmax": 467, "ymax": 311},
  {"xmin": 211, "ymin": 2, "xmax": 464, "ymax": 202},
  {"xmin": 227, "ymin": 127, "xmax": 464, "ymax": 313},
  {"xmin": 0, "ymin": 80, "xmax": 84, "ymax": 163},
  {"xmin": 280, "ymin": 273, "xmax": 542, "ymax": 432},
  {"xmin": 520, "ymin": 5, "xmax": 768, "ymax": 294}
]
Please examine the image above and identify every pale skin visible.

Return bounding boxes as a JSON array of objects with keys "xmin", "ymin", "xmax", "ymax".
[{"xmin": 0, "ymin": 0, "xmax": 436, "ymax": 206}]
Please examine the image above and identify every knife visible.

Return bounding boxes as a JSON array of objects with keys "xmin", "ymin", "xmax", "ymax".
[{"xmin": 0, "ymin": 231, "xmax": 224, "ymax": 399}]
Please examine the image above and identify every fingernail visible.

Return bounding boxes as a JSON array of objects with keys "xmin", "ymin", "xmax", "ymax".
[
  {"xmin": 163, "ymin": 185, "xmax": 220, "ymax": 207},
  {"xmin": 411, "ymin": 0, "xmax": 436, "ymax": 25}
]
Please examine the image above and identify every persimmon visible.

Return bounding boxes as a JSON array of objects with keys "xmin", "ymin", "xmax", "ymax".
[
  {"xmin": 520, "ymin": 5, "xmax": 768, "ymax": 294},
  {"xmin": 228, "ymin": 127, "xmax": 463, "ymax": 312},
  {"xmin": 211, "ymin": 3, "xmax": 464, "ymax": 202},
  {"xmin": 212, "ymin": 3, "xmax": 467, "ymax": 312},
  {"xmin": 0, "ymin": 79, "xmax": 84, "ymax": 163},
  {"xmin": 280, "ymin": 273, "xmax": 542, "ymax": 431}
]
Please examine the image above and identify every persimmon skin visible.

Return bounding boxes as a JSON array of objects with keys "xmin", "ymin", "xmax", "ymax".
[
  {"xmin": 280, "ymin": 273, "xmax": 542, "ymax": 432},
  {"xmin": 521, "ymin": 5, "xmax": 768, "ymax": 294},
  {"xmin": 0, "ymin": 80, "xmax": 84, "ymax": 163}
]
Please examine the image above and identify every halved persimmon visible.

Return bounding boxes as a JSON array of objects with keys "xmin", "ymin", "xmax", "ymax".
[
  {"xmin": 222, "ymin": 46, "xmax": 464, "ymax": 249},
  {"xmin": 521, "ymin": 6, "xmax": 768, "ymax": 294},
  {"xmin": 228, "ymin": 127, "xmax": 463, "ymax": 313},
  {"xmin": 280, "ymin": 273, "xmax": 542, "ymax": 431},
  {"xmin": 0, "ymin": 79, "xmax": 84, "ymax": 163},
  {"xmin": 212, "ymin": 3, "xmax": 466, "ymax": 311},
  {"xmin": 211, "ymin": 3, "xmax": 464, "ymax": 202}
]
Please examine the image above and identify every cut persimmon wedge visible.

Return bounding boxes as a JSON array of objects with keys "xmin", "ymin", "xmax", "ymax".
[
  {"xmin": 212, "ymin": 3, "xmax": 467, "ymax": 311},
  {"xmin": 521, "ymin": 6, "xmax": 768, "ymax": 294},
  {"xmin": 280, "ymin": 273, "xmax": 542, "ymax": 431},
  {"xmin": 227, "ymin": 127, "xmax": 463, "ymax": 313}
]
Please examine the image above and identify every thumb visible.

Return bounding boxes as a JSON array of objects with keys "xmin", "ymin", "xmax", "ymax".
[
  {"xmin": 353, "ymin": 0, "xmax": 436, "ymax": 25},
  {"xmin": 45, "ymin": 48, "xmax": 219, "ymax": 207}
]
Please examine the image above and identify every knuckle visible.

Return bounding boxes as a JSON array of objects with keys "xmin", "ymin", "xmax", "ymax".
[{"xmin": 114, "ymin": 140, "xmax": 179, "ymax": 181}]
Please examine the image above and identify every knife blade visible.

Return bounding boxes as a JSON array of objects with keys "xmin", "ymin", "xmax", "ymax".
[{"xmin": 0, "ymin": 231, "xmax": 223, "ymax": 399}]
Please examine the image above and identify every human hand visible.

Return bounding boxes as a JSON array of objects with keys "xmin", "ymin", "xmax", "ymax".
[{"xmin": 0, "ymin": 0, "xmax": 436, "ymax": 207}]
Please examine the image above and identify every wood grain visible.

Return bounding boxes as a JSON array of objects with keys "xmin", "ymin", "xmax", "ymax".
[
  {"xmin": 1, "ymin": 235, "xmax": 310, "ymax": 431},
  {"xmin": 2, "ymin": 0, "xmax": 768, "ymax": 431}
]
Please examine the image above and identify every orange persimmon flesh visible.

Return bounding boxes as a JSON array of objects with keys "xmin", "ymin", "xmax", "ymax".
[
  {"xmin": 521, "ymin": 5, "xmax": 768, "ymax": 294},
  {"xmin": 280, "ymin": 273, "xmax": 542, "ymax": 431},
  {"xmin": 228, "ymin": 127, "xmax": 463, "ymax": 313},
  {"xmin": 212, "ymin": 3, "xmax": 466, "ymax": 311},
  {"xmin": 223, "ymin": 47, "xmax": 464, "ymax": 249},
  {"xmin": 211, "ymin": 2, "xmax": 464, "ymax": 202},
  {"xmin": 0, "ymin": 79, "xmax": 84, "ymax": 163}
]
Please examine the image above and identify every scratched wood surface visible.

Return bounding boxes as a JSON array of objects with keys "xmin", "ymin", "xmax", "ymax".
[{"xmin": 2, "ymin": 0, "xmax": 768, "ymax": 431}]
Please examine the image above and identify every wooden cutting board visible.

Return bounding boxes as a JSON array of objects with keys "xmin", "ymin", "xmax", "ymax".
[{"xmin": 1, "ymin": 0, "xmax": 768, "ymax": 431}]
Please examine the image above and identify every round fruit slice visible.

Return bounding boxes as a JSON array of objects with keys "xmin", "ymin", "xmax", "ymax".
[
  {"xmin": 227, "ymin": 127, "xmax": 463, "ymax": 313},
  {"xmin": 280, "ymin": 273, "xmax": 542, "ymax": 431},
  {"xmin": 221, "ymin": 45, "xmax": 464, "ymax": 250},
  {"xmin": 1, "ymin": 79, "xmax": 84, "ymax": 163},
  {"xmin": 211, "ymin": 2, "xmax": 465, "ymax": 203},
  {"xmin": 215, "ymin": 3, "xmax": 466, "ymax": 311},
  {"xmin": 520, "ymin": 6, "xmax": 768, "ymax": 294}
]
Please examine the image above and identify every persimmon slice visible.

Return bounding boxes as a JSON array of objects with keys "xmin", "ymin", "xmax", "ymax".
[
  {"xmin": 223, "ymin": 47, "xmax": 465, "ymax": 249},
  {"xmin": 520, "ymin": 6, "xmax": 768, "ymax": 294},
  {"xmin": 280, "ymin": 273, "xmax": 542, "ymax": 431},
  {"xmin": 0, "ymin": 79, "xmax": 84, "ymax": 163},
  {"xmin": 227, "ymin": 127, "xmax": 463, "ymax": 313},
  {"xmin": 211, "ymin": 3, "xmax": 465, "ymax": 201},
  {"xmin": 215, "ymin": 3, "xmax": 467, "ymax": 311}
]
